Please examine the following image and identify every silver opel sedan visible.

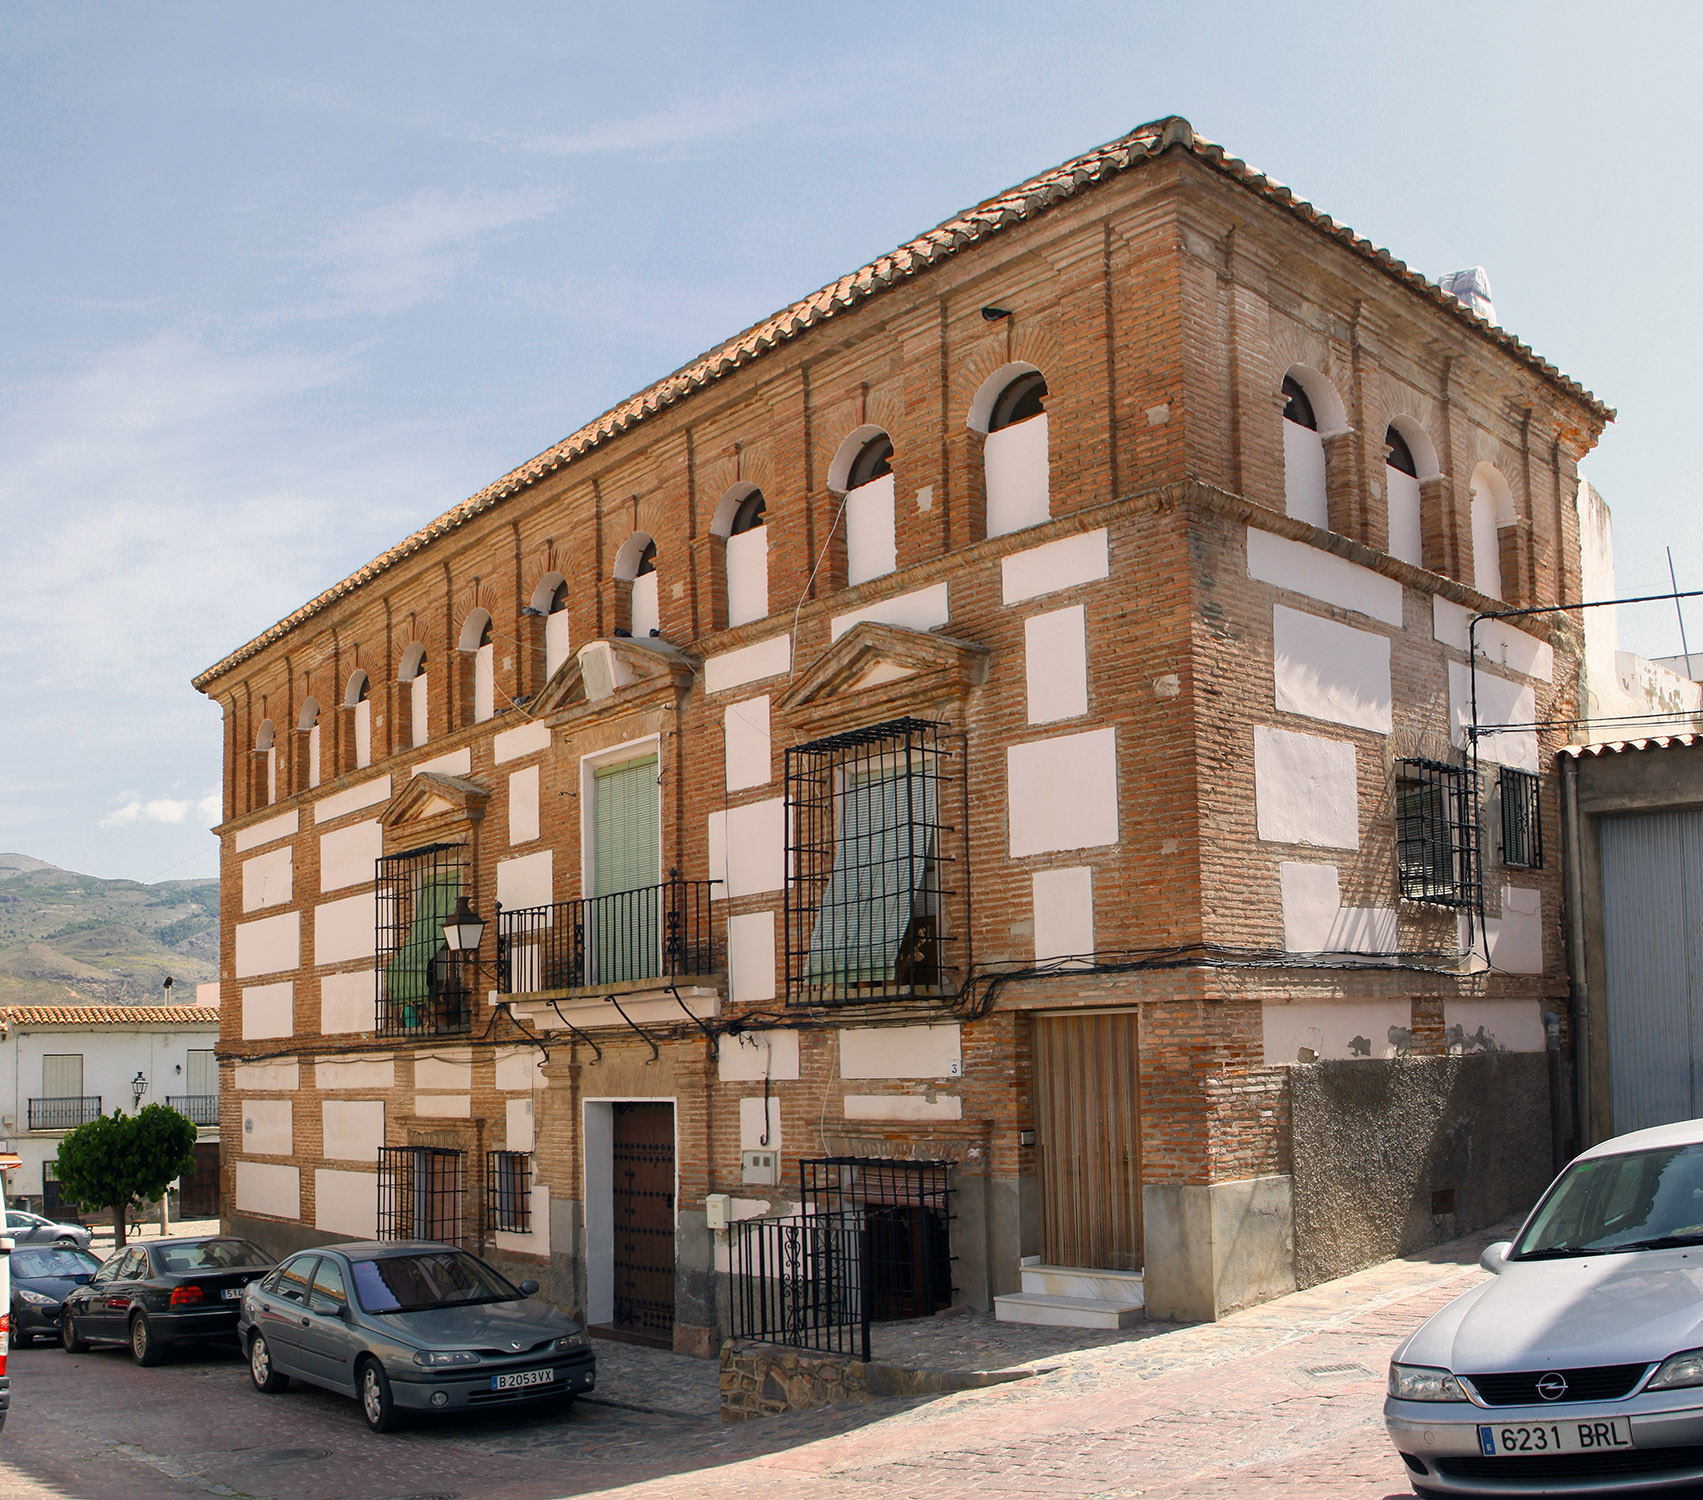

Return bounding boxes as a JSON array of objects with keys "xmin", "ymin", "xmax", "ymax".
[
  {"xmin": 1387, "ymin": 1118, "xmax": 1703, "ymax": 1495},
  {"xmin": 237, "ymin": 1241, "xmax": 595, "ymax": 1432}
]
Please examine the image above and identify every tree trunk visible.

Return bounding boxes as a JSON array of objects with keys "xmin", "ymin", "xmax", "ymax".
[{"xmin": 112, "ymin": 1202, "xmax": 126, "ymax": 1249}]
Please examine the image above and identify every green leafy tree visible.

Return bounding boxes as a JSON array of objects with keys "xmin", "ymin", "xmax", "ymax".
[{"xmin": 53, "ymin": 1104, "xmax": 198, "ymax": 1248}]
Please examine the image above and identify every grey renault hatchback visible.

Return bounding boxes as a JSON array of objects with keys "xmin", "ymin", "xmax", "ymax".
[{"xmin": 237, "ymin": 1241, "xmax": 594, "ymax": 1431}]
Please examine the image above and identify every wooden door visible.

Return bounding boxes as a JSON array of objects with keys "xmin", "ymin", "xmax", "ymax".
[
  {"xmin": 611, "ymin": 1102, "xmax": 675, "ymax": 1340},
  {"xmin": 179, "ymin": 1142, "xmax": 221, "ymax": 1218},
  {"xmin": 1033, "ymin": 1011, "xmax": 1142, "ymax": 1270}
]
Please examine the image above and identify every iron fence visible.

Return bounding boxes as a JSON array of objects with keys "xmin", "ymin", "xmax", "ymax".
[
  {"xmin": 376, "ymin": 1145, "xmax": 464, "ymax": 1245},
  {"xmin": 166, "ymin": 1094, "xmax": 218, "ymax": 1126},
  {"xmin": 498, "ymin": 873, "xmax": 720, "ymax": 993},
  {"xmin": 487, "ymin": 1150, "xmax": 532, "ymax": 1233},
  {"xmin": 375, "ymin": 842, "xmax": 474, "ymax": 1037},
  {"xmin": 803, "ymin": 1157, "xmax": 953, "ymax": 1321},
  {"xmin": 1395, "ymin": 758, "xmax": 1481, "ymax": 908},
  {"xmin": 28, "ymin": 1097, "xmax": 101, "ymax": 1131},
  {"xmin": 1499, "ymin": 766, "xmax": 1544, "ymax": 869},
  {"xmin": 729, "ymin": 1211, "xmax": 871, "ymax": 1361}
]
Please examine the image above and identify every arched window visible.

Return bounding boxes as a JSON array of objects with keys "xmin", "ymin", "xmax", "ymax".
[
  {"xmin": 1384, "ymin": 426, "xmax": 1421, "ymax": 567},
  {"xmin": 344, "ymin": 670, "xmax": 372, "ymax": 771},
  {"xmin": 1470, "ymin": 463, "xmax": 1516, "ymax": 601},
  {"xmin": 829, "ymin": 427, "xmax": 896, "ymax": 586},
  {"xmin": 399, "ymin": 643, "xmax": 428, "ymax": 748},
  {"xmin": 297, "ymin": 697, "xmax": 321, "ymax": 790},
  {"xmin": 254, "ymin": 719, "xmax": 277, "ymax": 807},
  {"xmin": 712, "ymin": 484, "xmax": 768, "ymax": 628},
  {"xmin": 614, "ymin": 533, "xmax": 660, "ymax": 638},
  {"xmin": 459, "ymin": 609, "xmax": 495, "ymax": 724},
  {"xmin": 1280, "ymin": 372, "xmax": 1329, "ymax": 529},
  {"xmin": 970, "ymin": 363, "xmax": 1050, "ymax": 538}
]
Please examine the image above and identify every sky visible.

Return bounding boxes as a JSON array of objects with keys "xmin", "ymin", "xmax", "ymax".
[{"xmin": 2, "ymin": 0, "xmax": 1699, "ymax": 885}]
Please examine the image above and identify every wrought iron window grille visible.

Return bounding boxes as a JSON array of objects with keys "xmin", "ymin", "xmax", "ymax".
[
  {"xmin": 1395, "ymin": 757, "xmax": 1481, "ymax": 908},
  {"xmin": 377, "ymin": 1145, "xmax": 464, "ymax": 1245},
  {"xmin": 486, "ymin": 1150, "xmax": 532, "ymax": 1234},
  {"xmin": 375, "ymin": 842, "xmax": 473, "ymax": 1037},
  {"xmin": 784, "ymin": 718, "xmax": 966, "ymax": 1006},
  {"xmin": 26, "ymin": 1096, "xmax": 102, "ymax": 1131},
  {"xmin": 1499, "ymin": 766, "xmax": 1544, "ymax": 870},
  {"xmin": 165, "ymin": 1094, "xmax": 218, "ymax": 1126}
]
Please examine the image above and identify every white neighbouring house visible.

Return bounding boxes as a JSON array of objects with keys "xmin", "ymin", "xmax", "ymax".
[{"xmin": 0, "ymin": 991, "xmax": 222, "ymax": 1216}]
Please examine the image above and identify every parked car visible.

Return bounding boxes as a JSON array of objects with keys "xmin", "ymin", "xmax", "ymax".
[
  {"xmin": 1386, "ymin": 1116, "xmax": 1703, "ymax": 1494},
  {"xmin": 4, "ymin": 1210, "xmax": 91, "ymax": 1250},
  {"xmin": 59, "ymin": 1235, "xmax": 273, "ymax": 1364},
  {"xmin": 238, "ymin": 1241, "xmax": 595, "ymax": 1432},
  {"xmin": 10, "ymin": 1245, "xmax": 102, "ymax": 1345}
]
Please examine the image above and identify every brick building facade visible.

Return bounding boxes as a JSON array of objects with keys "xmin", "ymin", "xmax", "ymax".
[{"xmin": 194, "ymin": 117, "xmax": 1611, "ymax": 1343}]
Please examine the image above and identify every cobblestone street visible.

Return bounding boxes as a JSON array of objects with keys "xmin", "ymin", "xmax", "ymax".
[{"xmin": 0, "ymin": 1229, "xmax": 1502, "ymax": 1499}]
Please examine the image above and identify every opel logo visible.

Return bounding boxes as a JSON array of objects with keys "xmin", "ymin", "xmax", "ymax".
[{"xmin": 1536, "ymin": 1372, "xmax": 1569, "ymax": 1401}]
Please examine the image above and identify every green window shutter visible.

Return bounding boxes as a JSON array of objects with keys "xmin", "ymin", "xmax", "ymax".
[
  {"xmin": 385, "ymin": 872, "xmax": 461, "ymax": 1005},
  {"xmin": 591, "ymin": 755, "xmax": 661, "ymax": 982}
]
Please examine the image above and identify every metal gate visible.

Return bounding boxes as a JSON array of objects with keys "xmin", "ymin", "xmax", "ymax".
[
  {"xmin": 1033, "ymin": 1010, "xmax": 1142, "ymax": 1270},
  {"xmin": 1602, "ymin": 811, "xmax": 1703, "ymax": 1133},
  {"xmin": 611, "ymin": 1102, "xmax": 675, "ymax": 1341}
]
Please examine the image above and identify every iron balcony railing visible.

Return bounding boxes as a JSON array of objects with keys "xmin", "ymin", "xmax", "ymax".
[
  {"xmin": 729, "ymin": 1211, "xmax": 872, "ymax": 1362},
  {"xmin": 497, "ymin": 873, "xmax": 721, "ymax": 994},
  {"xmin": 28, "ymin": 1096, "xmax": 102, "ymax": 1131},
  {"xmin": 166, "ymin": 1094, "xmax": 218, "ymax": 1126}
]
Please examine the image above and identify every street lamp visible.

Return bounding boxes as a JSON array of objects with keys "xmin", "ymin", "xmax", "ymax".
[
  {"xmin": 441, "ymin": 895, "xmax": 488, "ymax": 954},
  {"xmin": 131, "ymin": 1071, "xmax": 148, "ymax": 1111}
]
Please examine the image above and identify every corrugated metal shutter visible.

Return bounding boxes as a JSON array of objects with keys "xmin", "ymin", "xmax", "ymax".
[
  {"xmin": 186, "ymin": 1049, "xmax": 217, "ymax": 1097},
  {"xmin": 43, "ymin": 1054, "xmax": 82, "ymax": 1098},
  {"xmin": 1602, "ymin": 811, "xmax": 1703, "ymax": 1133},
  {"xmin": 593, "ymin": 755, "xmax": 659, "ymax": 897}
]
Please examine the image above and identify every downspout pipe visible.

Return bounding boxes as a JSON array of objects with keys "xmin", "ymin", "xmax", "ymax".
[{"xmin": 1561, "ymin": 753, "xmax": 1591, "ymax": 1150}]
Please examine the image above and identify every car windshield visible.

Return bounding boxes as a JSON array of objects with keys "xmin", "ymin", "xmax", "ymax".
[
  {"xmin": 1516, "ymin": 1143, "xmax": 1703, "ymax": 1257},
  {"xmin": 13, "ymin": 1247, "xmax": 100, "ymax": 1279},
  {"xmin": 350, "ymin": 1251, "xmax": 520, "ymax": 1313},
  {"xmin": 154, "ymin": 1238, "xmax": 272, "ymax": 1274}
]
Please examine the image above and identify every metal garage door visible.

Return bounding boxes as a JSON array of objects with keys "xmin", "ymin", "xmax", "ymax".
[{"xmin": 1602, "ymin": 811, "xmax": 1703, "ymax": 1132}]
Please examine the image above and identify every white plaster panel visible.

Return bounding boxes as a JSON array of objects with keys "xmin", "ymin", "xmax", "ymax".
[
  {"xmin": 830, "ymin": 582, "xmax": 950, "ymax": 642},
  {"xmin": 1253, "ymin": 727, "xmax": 1359, "ymax": 849},
  {"xmin": 1448, "ymin": 662, "xmax": 1540, "ymax": 772},
  {"xmin": 1386, "ymin": 467, "xmax": 1423, "ymax": 568},
  {"xmin": 495, "ymin": 1047, "xmax": 544, "ymax": 1091},
  {"xmin": 985, "ymin": 413, "xmax": 1050, "ymax": 537},
  {"xmin": 839, "ymin": 1023, "xmax": 962, "ymax": 1080},
  {"xmin": 241, "ymin": 845, "xmax": 293, "ymax": 913},
  {"xmin": 1486, "ymin": 884, "xmax": 1544, "ymax": 974},
  {"xmin": 313, "ymin": 775, "xmax": 391, "ymax": 825},
  {"xmin": 508, "ymin": 765, "xmax": 540, "ymax": 846},
  {"xmin": 1278, "ymin": 862, "xmax": 1397, "ymax": 954},
  {"xmin": 1261, "ymin": 1001, "xmax": 1414, "ymax": 1065},
  {"xmin": 234, "ymin": 911, "xmax": 300, "ymax": 979},
  {"xmin": 1283, "ymin": 419, "xmax": 1329, "ymax": 528},
  {"xmin": 739, "ymin": 1095, "xmax": 781, "ymax": 1153},
  {"xmin": 1002, "ymin": 528, "xmax": 1109, "ymax": 605},
  {"xmin": 718, "ymin": 1029, "xmax": 801, "ymax": 1083},
  {"xmin": 705, "ymin": 635, "xmax": 791, "ymax": 694},
  {"xmin": 495, "ymin": 1187, "xmax": 552, "ymax": 1258},
  {"xmin": 321, "ymin": 1100, "xmax": 384, "ymax": 1163},
  {"xmin": 412, "ymin": 747, "xmax": 472, "ymax": 779},
  {"xmin": 234, "ymin": 809, "xmax": 298, "ymax": 854},
  {"xmin": 1007, "ymin": 728, "xmax": 1119, "ymax": 858},
  {"xmin": 415, "ymin": 1094, "xmax": 472, "ymax": 1118},
  {"xmin": 494, "ymin": 720, "xmax": 551, "ymax": 764},
  {"xmin": 1273, "ymin": 605, "xmax": 1393, "ymax": 733},
  {"xmin": 506, "ymin": 1096, "xmax": 536, "ymax": 1153},
  {"xmin": 241, "ymin": 981, "xmax": 294, "ymax": 1041},
  {"xmin": 497, "ymin": 851, "xmax": 553, "ymax": 912},
  {"xmin": 1246, "ymin": 528, "xmax": 1404, "ymax": 626},
  {"xmin": 726, "ymin": 525, "xmax": 769, "ymax": 627},
  {"xmin": 727, "ymin": 909, "xmax": 777, "ymax": 1002},
  {"xmin": 1024, "ymin": 605, "xmax": 1089, "ymax": 724},
  {"xmin": 314, "ymin": 1168, "xmax": 378, "ymax": 1239},
  {"xmin": 241, "ymin": 1098, "xmax": 293, "ymax": 1156},
  {"xmin": 724, "ymin": 696, "xmax": 772, "ymax": 792},
  {"xmin": 414, "ymin": 1053, "xmax": 473, "ymax": 1090},
  {"xmin": 845, "ymin": 473, "xmax": 897, "ymax": 585},
  {"xmin": 316, "ymin": 1057, "xmax": 395, "ymax": 1090},
  {"xmin": 235, "ymin": 1161, "xmax": 300, "ymax": 1220},
  {"xmin": 1445, "ymin": 998, "xmax": 1546, "ymax": 1054},
  {"xmin": 196, "ymin": 982, "xmax": 220, "ymax": 1008},
  {"xmin": 844, "ymin": 1094, "xmax": 963, "ymax": 1122},
  {"xmin": 707, "ymin": 797, "xmax": 786, "ymax": 899},
  {"xmin": 319, "ymin": 819, "xmax": 382, "ymax": 893},
  {"xmin": 1033, "ymin": 867, "xmax": 1094, "ymax": 965},
  {"xmin": 314, "ymin": 891, "xmax": 376, "ymax": 966},
  {"xmin": 1433, "ymin": 598, "xmax": 1554, "ymax": 682},
  {"xmin": 319, "ymin": 969, "xmax": 373, "ymax": 1035},
  {"xmin": 233, "ymin": 1061, "xmax": 298, "ymax": 1092}
]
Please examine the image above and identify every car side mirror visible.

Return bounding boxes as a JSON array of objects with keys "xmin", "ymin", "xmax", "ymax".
[
  {"xmin": 518, "ymin": 1279, "xmax": 539, "ymax": 1298},
  {"xmin": 1479, "ymin": 1240, "xmax": 1513, "ymax": 1275}
]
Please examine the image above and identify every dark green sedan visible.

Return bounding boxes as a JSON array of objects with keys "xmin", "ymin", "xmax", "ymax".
[{"xmin": 236, "ymin": 1241, "xmax": 595, "ymax": 1432}]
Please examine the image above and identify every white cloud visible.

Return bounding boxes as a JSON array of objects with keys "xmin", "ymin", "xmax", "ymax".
[
  {"xmin": 100, "ymin": 797, "xmax": 190, "ymax": 829},
  {"xmin": 196, "ymin": 792, "xmax": 222, "ymax": 825},
  {"xmin": 498, "ymin": 91, "xmax": 790, "ymax": 160}
]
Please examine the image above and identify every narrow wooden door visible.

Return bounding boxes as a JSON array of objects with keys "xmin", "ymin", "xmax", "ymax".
[
  {"xmin": 179, "ymin": 1142, "xmax": 221, "ymax": 1218},
  {"xmin": 1033, "ymin": 1011, "xmax": 1142, "ymax": 1270},
  {"xmin": 611, "ymin": 1102, "xmax": 675, "ymax": 1340}
]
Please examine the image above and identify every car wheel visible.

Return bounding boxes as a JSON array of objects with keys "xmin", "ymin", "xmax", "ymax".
[
  {"xmin": 130, "ymin": 1312, "xmax": 167, "ymax": 1367},
  {"xmin": 358, "ymin": 1357, "xmax": 402, "ymax": 1433},
  {"xmin": 60, "ymin": 1310, "xmax": 88, "ymax": 1353},
  {"xmin": 248, "ymin": 1331, "xmax": 289, "ymax": 1393}
]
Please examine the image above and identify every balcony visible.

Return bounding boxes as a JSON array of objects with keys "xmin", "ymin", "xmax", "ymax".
[
  {"xmin": 166, "ymin": 1094, "xmax": 218, "ymax": 1126},
  {"xmin": 498, "ymin": 875, "xmax": 720, "ymax": 995},
  {"xmin": 377, "ymin": 951, "xmax": 473, "ymax": 1040},
  {"xmin": 28, "ymin": 1096, "xmax": 102, "ymax": 1131}
]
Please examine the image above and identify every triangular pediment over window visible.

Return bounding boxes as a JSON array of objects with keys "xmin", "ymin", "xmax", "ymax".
[
  {"xmin": 778, "ymin": 621, "xmax": 990, "ymax": 734},
  {"xmin": 531, "ymin": 637, "xmax": 697, "ymax": 719},
  {"xmin": 380, "ymin": 773, "xmax": 490, "ymax": 833}
]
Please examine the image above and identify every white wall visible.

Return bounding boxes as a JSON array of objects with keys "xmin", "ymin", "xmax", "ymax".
[
  {"xmin": 726, "ymin": 527, "xmax": 769, "ymax": 627},
  {"xmin": 1002, "ymin": 528, "xmax": 1108, "ymax": 605},
  {"xmin": 724, "ymin": 697, "xmax": 771, "ymax": 791},
  {"xmin": 319, "ymin": 819, "xmax": 381, "ymax": 892},
  {"xmin": 509, "ymin": 765, "xmax": 541, "ymax": 845},
  {"xmin": 1272, "ymin": 606, "xmax": 1392, "ymax": 733},
  {"xmin": 1386, "ymin": 466, "xmax": 1422, "ymax": 566},
  {"xmin": 1007, "ymin": 728, "xmax": 1119, "ymax": 857},
  {"xmin": 410, "ymin": 673, "xmax": 429, "ymax": 747},
  {"xmin": 1282, "ymin": 419, "xmax": 1328, "ymax": 529},
  {"xmin": 984, "ymin": 414, "xmax": 1049, "ymax": 537},
  {"xmin": 241, "ymin": 845, "xmax": 293, "ymax": 913},
  {"xmin": 845, "ymin": 473, "xmax": 897, "ymax": 585},
  {"xmin": 707, "ymin": 798, "xmax": 786, "ymax": 898},
  {"xmin": 1024, "ymin": 605, "xmax": 1088, "ymax": 724},
  {"xmin": 630, "ymin": 571, "xmax": 660, "ymax": 638}
]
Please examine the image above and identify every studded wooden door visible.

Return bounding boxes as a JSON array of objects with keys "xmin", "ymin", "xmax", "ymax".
[{"xmin": 611, "ymin": 1102, "xmax": 675, "ymax": 1339}]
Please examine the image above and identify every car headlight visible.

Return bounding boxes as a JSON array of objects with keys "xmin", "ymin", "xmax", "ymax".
[
  {"xmin": 1389, "ymin": 1363, "xmax": 1469, "ymax": 1402},
  {"xmin": 1648, "ymin": 1350, "xmax": 1703, "ymax": 1390},
  {"xmin": 412, "ymin": 1349, "xmax": 481, "ymax": 1367},
  {"xmin": 16, "ymin": 1288, "xmax": 56, "ymax": 1307},
  {"xmin": 554, "ymin": 1332, "xmax": 588, "ymax": 1351}
]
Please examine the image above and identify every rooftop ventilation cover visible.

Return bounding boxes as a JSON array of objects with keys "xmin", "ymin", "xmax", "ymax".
[{"xmin": 1439, "ymin": 266, "xmax": 1496, "ymax": 326}]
